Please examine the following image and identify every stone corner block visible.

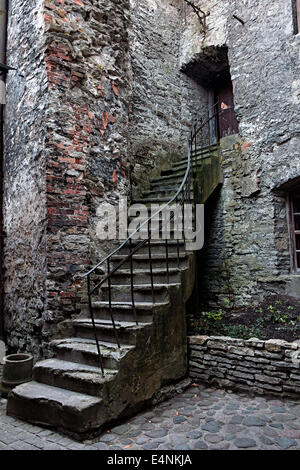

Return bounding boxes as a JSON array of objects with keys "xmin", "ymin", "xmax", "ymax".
[{"xmin": 188, "ymin": 335, "xmax": 209, "ymax": 345}]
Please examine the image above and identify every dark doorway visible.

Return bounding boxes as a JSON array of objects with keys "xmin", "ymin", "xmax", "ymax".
[{"xmin": 214, "ymin": 82, "xmax": 239, "ymax": 139}]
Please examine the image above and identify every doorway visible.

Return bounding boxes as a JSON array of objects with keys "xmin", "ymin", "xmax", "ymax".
[{"xmin": 209, "ymin": 81, "xmax": 238, "ymax": 140}]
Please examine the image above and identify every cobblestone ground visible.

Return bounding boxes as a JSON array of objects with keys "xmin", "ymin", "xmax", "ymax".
[{"xmin": 0, "ymin": 382, "xmax": 300, "ymax": 450}]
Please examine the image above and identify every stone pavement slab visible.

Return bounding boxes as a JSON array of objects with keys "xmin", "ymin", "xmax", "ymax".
[{"xmin": 0, "ymin": 382, "xmax": 299, "ymax": 450}]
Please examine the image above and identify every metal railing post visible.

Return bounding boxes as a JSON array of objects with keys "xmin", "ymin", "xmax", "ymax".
[{"xmin": 87, "ymin": 275, "xmax": 105, "ymax": 376}]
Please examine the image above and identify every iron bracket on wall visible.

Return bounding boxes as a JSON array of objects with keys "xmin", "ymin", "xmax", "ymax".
[{"xmin": 183, "ymin": 0, "xmax": 210, "ymax": 34}]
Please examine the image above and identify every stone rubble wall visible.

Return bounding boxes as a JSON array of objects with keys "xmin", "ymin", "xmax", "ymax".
[
  {"xmin": 128, "ymin": 0, "xmax": 208, "ymax": 195},
  {"xmin": 3, "ymin": 0, "xmax": 209, "ymax": 357},
  {"xmin": 189, "ymin": 335, "xmax": 300, "ymax": 399},
  {"xmin": 180, "ymin": 0, "xmax": 300, "ymax": 306},
  {"xmin": 42, "ymin": 0, "xmax": 133, "ymax": 348},
  {"xmin": 4, "ymin": 0, "xmax": 133, "ymax": 356},
  {"xmin": 3, "ymin": 0, "xmax": 48, "ymax": 357}
]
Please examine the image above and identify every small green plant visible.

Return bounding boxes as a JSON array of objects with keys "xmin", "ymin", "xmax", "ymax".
[
  {"xmin": 221, "ymin": 297, "xmax": 230, "ymax": 308},
  {"xmin": 194, "ymin": 310, "xmax": 225, "ymax": 335},
  {"xmin": 202, "ymin": 311, "xmax": 224, "ymax": 322},
  {"xmin": 255, "ymin": 317, "xmax": 266, "ymax": 329},
  {"xmin": 223, "ymin": 324, "xmax": 263, "ymax": 340}
]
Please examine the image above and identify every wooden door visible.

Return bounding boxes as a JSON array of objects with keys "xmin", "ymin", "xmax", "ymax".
[{"xmin": 215, "ymin": 83, "xmax": 238, "ymax": 138}]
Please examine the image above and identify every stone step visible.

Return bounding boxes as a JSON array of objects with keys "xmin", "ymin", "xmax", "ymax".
[
  {"xmin": 159, "ymin": 167, "xmax": 187, "ymax": 179},
  {"xmin": 142, "ymin": 186, "xmax": 180, "ymax": 198},
  {"xmin": 33, "ymin": 359, "xmax": 118, "ymax": 397},
  {"xmin": 172, "ymin": 145, "xmax": 219, "ymax": 168},
  {"xmin": 51, "ymin": 337, "xmax": 134, "ymax": 369},
  {"xmin": 72, "ymin": 318, "xmax": 151, "ymax": 344},
  {"xmin": 83, "ymin": 300, "xmax": 168, "ymax": 322},
  {"xmin": 80, "ymin": 297, "xmax": 161, "ymax": 323},
  {"xmin": 125, "ymin": 220, "xmax": 194, "ymax": 234},
  {"xmin": 110, "ymin": 252, "xmax": 189, "ymax": 270},
  {"xmin": 118, "ymin": 239, "xmax": 185, "ymax": 256},
  {"xmin": 99, "ymin": 266, "xmax": 183, "ymax": 285},
  {"xmin": 133, "ymin": 195, "xmax": 194, "ymax": 206},
  {"xmin": 7, "ymin": 381, "xmax": 105, "ymax": 437},
  {"xmin": 149, "ymin": 174, "xmax": 185, "ymax": 188},
  {"xmin": 100, "ymin": 282, "xmax": 179, "ymax": 303}
]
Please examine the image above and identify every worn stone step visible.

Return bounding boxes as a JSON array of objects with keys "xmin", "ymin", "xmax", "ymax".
[
  {"xmin": 80, "ymin": 302, "xmax": 159, "ymax": 323},
  {"xmin": 101, "ymin": 266, "xmax": 183, "ymax": 285},
  {"xmin": 51, "ymin": 337, "xmax": 134, "ymax": 369},
  {"xmin": 176, "ymin": 145, "xmax": 219, "ymax": 167},
  {"xmin": 82, "ymin": 300, "xmax": 168, "ymax": 322},
  {"xmin": 100, "ymin": 283, "xmax": 178, "ymax": 303},
  {"xmin": 118, "ymin": 239, "xmax": 185, "ymax": 256},
  {"xmin": 7, "ymin": 381, "xmax": 105, "ymax": 437},
  {"xmin": 133, "ymin": 195, "xmax": 195, "ymax": 206},
  {"xmin": 149, "ymin": 174, "xmax": 185, "ymax": 188},
  {"xmin": 33, "ymin": 359, "xmax": 118, "ymax": 397},
  {"xmin": 142, "ymin": 186, "xmax": 180, "ymax": 198},
  {"xmin": 159, "ymin": 167, "xmax": 188, "ymax": 179},
  {"xmin": 110, "ymin": 252, "xmax": 189, "ymax": 270},
  {"xmin": 72, "ymin": 318, "xmax": 151, "ymax": 344}
]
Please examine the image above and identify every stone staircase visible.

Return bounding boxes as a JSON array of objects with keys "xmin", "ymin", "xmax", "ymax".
[{"xmin": 6, "ymin": 144, "xmax": 221, "ymax": 440}]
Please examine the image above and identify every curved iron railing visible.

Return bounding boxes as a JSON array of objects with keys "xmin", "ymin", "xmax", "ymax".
[{"xmin": 80, "ymin": 106, "xmax": 235, "ymax": 376}]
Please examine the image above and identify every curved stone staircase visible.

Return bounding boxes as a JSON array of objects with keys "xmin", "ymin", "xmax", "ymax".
[{"xmin": 6, "ymin": 143, "xmax": 221, "ymax": 440}]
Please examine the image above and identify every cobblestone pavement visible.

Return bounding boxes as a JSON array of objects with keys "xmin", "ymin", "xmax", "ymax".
[{"xmin": 0, "ymin": 382, "xmax": 300, "ymax": 450}]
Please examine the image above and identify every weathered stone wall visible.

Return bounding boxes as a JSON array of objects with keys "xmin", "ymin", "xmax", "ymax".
[
  {"xmin": 43, "ymin": 0, "xmax": 132, "ymax": 346},
  {"xmin": 4, "ymin": 0, "xmax": 300, "ymax": 356},
  {"xmin": 3, "ymin": 0, "xmax": 208, "ymax": 356},
  {"xmin": 129, "ymin": 0, "xmax": 208, "ymax": 195},
  {"xmin": 181, "ymin": 0, "xmax": 300, "ymax": 306},
  {"xmin": 3, "ymin": 0, "xmax": 48, "ymax": 357},
  {"xmin": 189, "ymin": 335, "xmax": 300, "ymax": 398},
  {"xmin": 4, "ymin": 0, "xmax": 133, "ymax": 356}
]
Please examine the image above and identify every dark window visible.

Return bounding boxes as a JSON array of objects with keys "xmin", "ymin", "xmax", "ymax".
[
  {"xmin": 290, "ymin": 191, "xmax": 300, "ymax": 271},
  {"xmin": 292, "ymin": 0, "xmax": 300, "ymax": 34}
]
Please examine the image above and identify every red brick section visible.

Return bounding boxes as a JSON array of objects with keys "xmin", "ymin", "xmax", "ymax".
[
  {"xmin": 42, "ymin": 0, "xmax": 127, "ymax": 330},
  {"xmin": 44, "ymin": 2, "xmax": 91, "ymax": 318}
]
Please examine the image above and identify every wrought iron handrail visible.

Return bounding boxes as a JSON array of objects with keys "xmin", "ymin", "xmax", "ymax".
[{"xmin": 80, "ymin": 106, "xmax": 235, "ymax": 376}]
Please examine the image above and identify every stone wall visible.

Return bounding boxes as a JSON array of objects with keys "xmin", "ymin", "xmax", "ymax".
[
  {"xmin": 3, "ymin": 0, "xmax": 208, "ymax": 357},
  {"xmin": 189, "ymin": 335, "xmax": 300, "ymax": 399},
  {"xmin": 3, "ymin": 0, "xmax": 48, "ymax": 357},
  {"xmin": 4, "ymin": 0, "xmax": 133, "ymax": 356},
  {"xmin": 3, "ymin": 0, "xmax": 300, "ymax": 356},
  {"xmin": 180, "ymin": 0, "xmax": 300, "ymax": 307},
  {"xmin": 128, "ymin": 0, "xmax": 208, "ymax": 195},
  {"xmin": 42, "ymin": 0, "xmax": 132, "ymax": 347}
]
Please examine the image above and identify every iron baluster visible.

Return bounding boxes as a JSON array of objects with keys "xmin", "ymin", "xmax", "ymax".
[
  {"xmin": 129, "ymin": 238, "xmax": 138, "ymax": 325},
  {"xmin": 175, "ymin": 196, "xmax": 180, "ymax": 268},
  {"xmin": 165, "ymin": 239, "xmax": 170, "ymax": 284},
  {"xmin": 148, "ymin": 239, "xmax": 155, "ymax": 304},
  {"xmin": 107, "ymin": 258, "xmax": 120, "ymax": 348},
  {"xmin": 87, "ymin": 275, "xmax": 105, "ymax": 377}
]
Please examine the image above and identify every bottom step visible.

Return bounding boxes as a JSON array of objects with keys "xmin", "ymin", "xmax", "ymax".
[{"xmin": 7, "ymin": 381, "xmax": 106, "ymax": 437}]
